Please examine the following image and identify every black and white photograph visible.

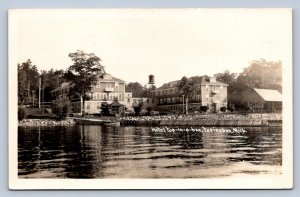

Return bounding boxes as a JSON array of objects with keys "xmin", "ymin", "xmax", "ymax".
[{"xmin": 9, "ymin": 9, "xmax": 293, "ymax": 189}]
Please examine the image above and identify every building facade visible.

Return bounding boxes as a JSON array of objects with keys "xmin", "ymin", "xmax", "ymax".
[
  {"xmin": 51, "ymin": 73, "xmax": 130, "ymax": 115},
  {"xmin": 124, "ymin": 91, "xmax": 157, "ymax": 113},
  {"xmin": 153, "ymin": 76, "xmax": 228, "ymax": 113},
  {"xmin": 51, "ymin": 74, "xmax": 228, "ymax": 115}
]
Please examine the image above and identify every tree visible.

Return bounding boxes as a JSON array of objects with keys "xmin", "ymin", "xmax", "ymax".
[
  {"xmin": 18, "ymin": 59, "xmax": 39, "ymax": 105},
  {"xmin": 214, "ymin": 70, "xmax": 237, "ymax": 105},
  {"xmin": 177, "ymin": 76, "xmax": 197, "ymax": 115},
  {"xmin": 125, "ymin": 82, "xmax": 145, "ymax": 97},
  {"xmin": 52, "ymin": 100, "xmax": 71, "ymax": 120},
  {"xmin": 133, "ymin": 98, "xmax": 144, "ymax": 116},
  {"xmin": 64, "ymin": 50, "xmax": 105, "ymax": 116},
  {"xmin": 214, "ymin": 70, "xmax": 237, "ymax": 86},
  {"xmin": 40, "ymin": 69, "xmax": 65, "ymax": 103},
  {"xmin": 236, "ymin": 59, "xmax": 282, "ymax": 91},
  {"xmin": 18, "ymin": 106, "xmax": 27, "ymax": 120}
]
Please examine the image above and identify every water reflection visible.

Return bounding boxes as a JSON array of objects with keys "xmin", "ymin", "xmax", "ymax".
[{"xmin": 18, "ymin": 126, "xmax": 282, "ymax": 178}]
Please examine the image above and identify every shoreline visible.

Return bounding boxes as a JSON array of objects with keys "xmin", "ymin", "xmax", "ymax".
[
  {"xmin": 18, "ymin": 119, "xmax": 75, "ymax": 127},
  {"xmin": 18, "ymin": 113, "xmax": 282, "ymax": 127}
]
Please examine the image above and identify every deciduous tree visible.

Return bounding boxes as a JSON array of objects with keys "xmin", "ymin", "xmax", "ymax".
[
  {"xmin": 64, "ymin": 50, "xmax": 105, "ymax": 116},
  {"xmin": 177, "ymin": 76, "xmax": 197, "ymax": 115},
  {"xmin": 18, "ymin": 59, "xmax": 39, "ymax": 105},
  {"xmin": 125, "ymin": 82, "xmax": 145, "ymax": 97}
]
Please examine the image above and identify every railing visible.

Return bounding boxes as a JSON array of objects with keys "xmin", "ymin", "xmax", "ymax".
[{"xmin": 104, "ymin": 87, "xmax": 114, "ymax": 92}]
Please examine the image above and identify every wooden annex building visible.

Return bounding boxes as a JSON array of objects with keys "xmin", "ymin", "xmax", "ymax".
[{"xmin": 239, "ymin": 88, "xmax": 282, "ymax": 113}]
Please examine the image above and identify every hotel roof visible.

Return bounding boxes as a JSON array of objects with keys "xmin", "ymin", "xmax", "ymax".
[
  {"xmin": 97, "ymin": 73, "xmax": 125, "ymax": 83},
  {"xmin": 156, "ymin": 76, "xmax": 228, "ymax": 90}
]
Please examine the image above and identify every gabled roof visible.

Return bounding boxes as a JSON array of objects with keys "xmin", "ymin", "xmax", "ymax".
[
  {"xmin": 253, "ymin": 88, "xmax": 282, "ymax": 102},
  {"xmin": 201, "ymin": 81, "xmax": 228, "ymax": 86},
  {"xmin": 109, "ymin": 100, "xmax": 124, "ymax": 107},
  {"xmin": 97, "ymin": 73, "xmax": 125, "ymax": 83},
  {"xmin": 156, "ymin": 80, "xmax": 180, "ymax": 90}
]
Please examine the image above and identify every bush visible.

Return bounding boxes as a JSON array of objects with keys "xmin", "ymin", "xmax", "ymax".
[
  {"xmin": 146, "ymin": 107, "xmax": 152, "ymax": 115},
  {"xmin": 200, "ymin": 106, "xmax": 209, "ymax": 113},
  {"xmin": 220, "ymin": 107, "xmax": 227, "ymax": 112},
  {"xmin": 18, "ymin": 106, "xmax": 27, "ymax": 120},
  {"xmin": 100, "ymin": 102, "xmax": 110, "ymax": 116},
  {"xmin": 228, "ymin": 106, "xmax": 235, "ymax": 112},
  {"xmin": 134, "ymin": 106, "xmax": 142, "ymax": 116},
  {"xmin": 52, "ymin": 101, "xmax": 71, "ymax": 120}
]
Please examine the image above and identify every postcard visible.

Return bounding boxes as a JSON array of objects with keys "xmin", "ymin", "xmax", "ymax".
[{"xmin": 9, "ymin": 8, "xmax": 293, "ymax": 189}]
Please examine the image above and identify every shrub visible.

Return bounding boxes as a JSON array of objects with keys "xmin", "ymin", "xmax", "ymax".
[
  {"xmin": 146, "ymin": 107, "xmax": 152, "ymax": 115},
  {"xmin": 134, "ymin": 106, "xmax": 142, "ymax": 116},
  {"xmin": 100, "ymin": 102, "xmax": 110, "ymax": 116},
  {"xmin": 52, "ymin": 101, "xmax": 71, "ymax": 120},
  {"xmin": 18, "ymin": 106, "xmax": 27, "ymax": 120},
  {"xmin": 200, "ymin": 106, "xmax": 209, "ymax": 113},
  {"xmin": 220, "ymin": 107, "xmax": 227, "ymax": 112},
  {"xmin": 228, "ymin": 106, "xmax": 235, "ymax": 112}
]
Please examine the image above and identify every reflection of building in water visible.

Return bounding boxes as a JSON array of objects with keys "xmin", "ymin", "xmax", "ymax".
[{"xmin": 200, "ymin": 130, "xmax": 231, "ymax": 167}]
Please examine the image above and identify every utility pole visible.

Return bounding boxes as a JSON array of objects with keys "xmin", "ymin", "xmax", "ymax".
[
  {"xmin": 27, "ymin": 81, "xmax": 30, "ymax": 103},
  {"xmin": 38, "ymin": 77, "xmax": 41, "ymax": 108},
  {"xmin": 182, "ymin": 95, "xmax": 185, "ymax": 114}
]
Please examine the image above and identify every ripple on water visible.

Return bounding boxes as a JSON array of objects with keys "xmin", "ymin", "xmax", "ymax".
[{"xmin": 18, "ymin": 126, "xmax": 282, "ymax": 178}]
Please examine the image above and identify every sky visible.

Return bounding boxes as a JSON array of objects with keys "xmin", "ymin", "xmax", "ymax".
[{"xmin": 11, "ymin": 9, "xmax": 292, "ymax": 87}]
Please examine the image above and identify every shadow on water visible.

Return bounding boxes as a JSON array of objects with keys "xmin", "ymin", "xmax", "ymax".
[{"xmin": 18, "ymin": 125, "xmax": 282, "ymax": 178}]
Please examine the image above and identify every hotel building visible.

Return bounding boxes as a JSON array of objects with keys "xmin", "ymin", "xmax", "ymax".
[
  {"xmin": 153, "ymin": 76, "xmax": 228, "ymax": 113},
  {"xmin": 51, "ymin": 73, "xmax": 129, "ymax": 114}
]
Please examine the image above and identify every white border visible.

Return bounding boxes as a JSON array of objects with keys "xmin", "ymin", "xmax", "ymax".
[{"xmin": 8, "ymin": 8, "xmax": 293, "ymax": 189}]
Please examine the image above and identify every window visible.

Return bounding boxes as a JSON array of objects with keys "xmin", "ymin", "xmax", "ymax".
[
  {"xmin": 86, "ymin": 103, "xmax": 90, "ymax": 109},
  {"xmin": 97, "ymin": 103, "xmax": 101, "ymax": 109},
  {"xmin": 100, "ymin": 82, "xmax": 106, "ymax": 88}
]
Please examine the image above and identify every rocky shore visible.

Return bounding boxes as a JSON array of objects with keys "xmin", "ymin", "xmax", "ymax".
[
  {"xmin": 18, "ymin": 113, "xmax": 282, "ymax": 127},
  {"xmin": 19, "ymin": 119, "xmax": 75, "ymax": 127}
]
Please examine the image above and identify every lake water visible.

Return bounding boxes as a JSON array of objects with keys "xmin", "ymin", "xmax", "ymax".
[{"xmin": 18, "ymin": 125, "xmax": 282, "ymax": 178}]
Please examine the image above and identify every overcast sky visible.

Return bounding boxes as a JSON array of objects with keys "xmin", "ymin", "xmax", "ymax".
[{"xmin": 12, "ymin": 9, "xmax": 292, "ymax": 87}]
